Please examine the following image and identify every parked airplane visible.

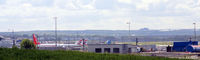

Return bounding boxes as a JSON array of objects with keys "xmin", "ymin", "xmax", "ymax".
[
  {"xmin": 105, "ymin": 40, "xmax": 111, "ymax": 44},
  {"xmin": 32, "ymin": 34, "xmax": 87, "ymax": 47}
]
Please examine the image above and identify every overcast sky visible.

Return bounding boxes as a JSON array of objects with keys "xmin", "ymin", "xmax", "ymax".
[{"xmin": 0, "ymin": 0, "xmax": 200, "ymax": 32}]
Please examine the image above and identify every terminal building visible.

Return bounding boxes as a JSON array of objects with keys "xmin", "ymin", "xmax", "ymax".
[{"xmin": 87, "ymin": 44, "xmax": 140, "ymax": 54}]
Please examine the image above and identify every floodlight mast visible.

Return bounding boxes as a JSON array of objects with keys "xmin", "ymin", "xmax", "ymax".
[
  {"xmin": 54, "ymin": 17, "xmax": 58, "ymax": 47},
  {"xmin": 127, "ymin": 22, "xmax": 131, "ymax": 43},
  {"xmin": 193, "ymin": 23, "xmax": 197, "ymax": 41}
]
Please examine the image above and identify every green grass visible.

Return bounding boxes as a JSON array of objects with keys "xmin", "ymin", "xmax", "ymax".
[{"xmin": 0, "ymin": 48, "xmax": 190, "ymax": 60}]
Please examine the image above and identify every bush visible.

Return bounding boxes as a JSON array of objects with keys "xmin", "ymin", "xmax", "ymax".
[
  {"xmin": 20, "ymin": 39, "xmax": 36, "ymax": 49},
  {"xmin": 12, "ymin": 46, "xmax": 19, "ymax": 49}
]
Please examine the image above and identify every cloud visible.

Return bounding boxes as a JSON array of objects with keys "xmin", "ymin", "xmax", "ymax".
[
  {"xmin": 76, "ymin": 0, "xmax": 96, "ymax": 9},
  {"xmin": 94, "ymin": 0, "xmax": 117, "ymax": 9},
  {"xmin": 0, "ymin": 0, "xmax": 6, "ymax": 5},
  {"xmin": 117, "ymin": 0, "xmax": 133, "ymax": 4},
  {"xmin": 0, "ymin": 0, "xmax": 200, "ymax": 32},
  {"xmin": 21, "ymin": 0, "xmax": 54, "ymax": 7},
  {"xmin": 135, "ymin": 0, "xmax": 168, "ymax": 11}
]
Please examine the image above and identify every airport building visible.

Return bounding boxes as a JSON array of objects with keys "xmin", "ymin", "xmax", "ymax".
[
  {"xmin": 87, "ymin": 44, "xmax": 140, "ymax": 54},
  {"xmin": 172, "ymin": 41, "xmax": 200, "ymax": 52}
]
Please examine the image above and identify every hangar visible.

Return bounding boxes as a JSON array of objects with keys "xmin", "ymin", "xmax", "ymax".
[{"xmin": 87, "ymin": 44, "xmax": 140, "ymax": 54}]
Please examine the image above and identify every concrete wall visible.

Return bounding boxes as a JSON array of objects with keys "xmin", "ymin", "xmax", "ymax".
[{"xmin": 87, "ymin": 44, "xmax": 138, "ymax": 54}]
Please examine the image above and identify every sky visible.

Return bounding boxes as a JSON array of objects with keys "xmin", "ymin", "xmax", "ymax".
[{"xmin": 0, "ymin": 0, "xmax": 200, "ymax": 32}]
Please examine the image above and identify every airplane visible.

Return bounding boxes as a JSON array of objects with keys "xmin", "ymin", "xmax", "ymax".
[
  {"xmin": 105, "ymin": 40, "xmax": 111, "ymax": 44},
  {"xmin": 32, "ymin": 34, "xmax": 87, "ymax": 47}
]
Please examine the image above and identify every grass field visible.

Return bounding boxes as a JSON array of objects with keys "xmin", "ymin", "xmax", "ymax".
[{"xmin": 0, "ymin": 48, "xmax": 190, "ymax": 60}]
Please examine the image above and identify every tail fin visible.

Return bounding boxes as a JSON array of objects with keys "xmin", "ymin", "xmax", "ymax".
[
  {"xmin": 75, "ymin": 40, "xmax": 82, "ymax": 45},
  {"xmin": 33, "ymin": 34, "xmax": 40, "ymax": 45},
  {"xmin": 77, "ymin": 39, "xmax": 87, "ymax": 46},
  {"xmin": 105, "ymin": 40, "xmax": 111, "ymax": 44}
]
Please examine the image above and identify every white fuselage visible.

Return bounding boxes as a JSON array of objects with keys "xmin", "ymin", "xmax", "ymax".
[{"xmin": 37, "ymin": 44, "xmax": 80, "ymax": 47}]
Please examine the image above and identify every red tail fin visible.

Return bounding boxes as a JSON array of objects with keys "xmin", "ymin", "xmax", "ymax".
[
  {"xmin": 33, "ymin": 34, "xmax": 40, "ymax": 45},
  {"xmin": 78, "ymin": 39, "xmax": 87, "ymax": 46}
]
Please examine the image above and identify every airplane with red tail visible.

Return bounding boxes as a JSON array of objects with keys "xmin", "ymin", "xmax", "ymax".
[{"xmin": 32, "ymin": 34, "xmax": 87, "ymax": 47}]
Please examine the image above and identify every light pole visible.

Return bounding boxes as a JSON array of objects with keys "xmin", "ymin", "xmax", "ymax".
[
  {"xmin": 54, "ymin": 17, "xmax": 58, "ymax": 47},
  {"xmin": 82, "ymin": 38, "xmax": 85, "ymax": 51},
  {"xmin": 12, "ymin": 29, "xmax": 15, "ymax": 47},
  {"xmin": 127, "ymin": 22, "xmax": 131, "ymax": 42},
  {"xmin": 193, "ymin": 23, "xmax": 197, "ymax": 41}
]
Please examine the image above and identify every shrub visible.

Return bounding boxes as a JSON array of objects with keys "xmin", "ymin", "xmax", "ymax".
[
  {"xmin": 20, "ymin": 39, "xmax": 36, "ymax": 49},
  {"xmin": 12, "ymin": 46, "xmax": 19, "ymax": 49}
]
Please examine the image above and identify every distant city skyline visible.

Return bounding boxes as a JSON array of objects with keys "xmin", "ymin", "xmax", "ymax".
[{"xmin": 0, "ymin": 0, "xmax": 200, "ymax": 32}]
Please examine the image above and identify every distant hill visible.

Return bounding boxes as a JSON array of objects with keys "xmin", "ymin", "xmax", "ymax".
[
  {"xmin": 0, "ymin": 29, "xmax": 198, "ymax": 42},
  {"xmin": 0, "ymin": 29, "xmax": 198, "ymax": 36}
]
